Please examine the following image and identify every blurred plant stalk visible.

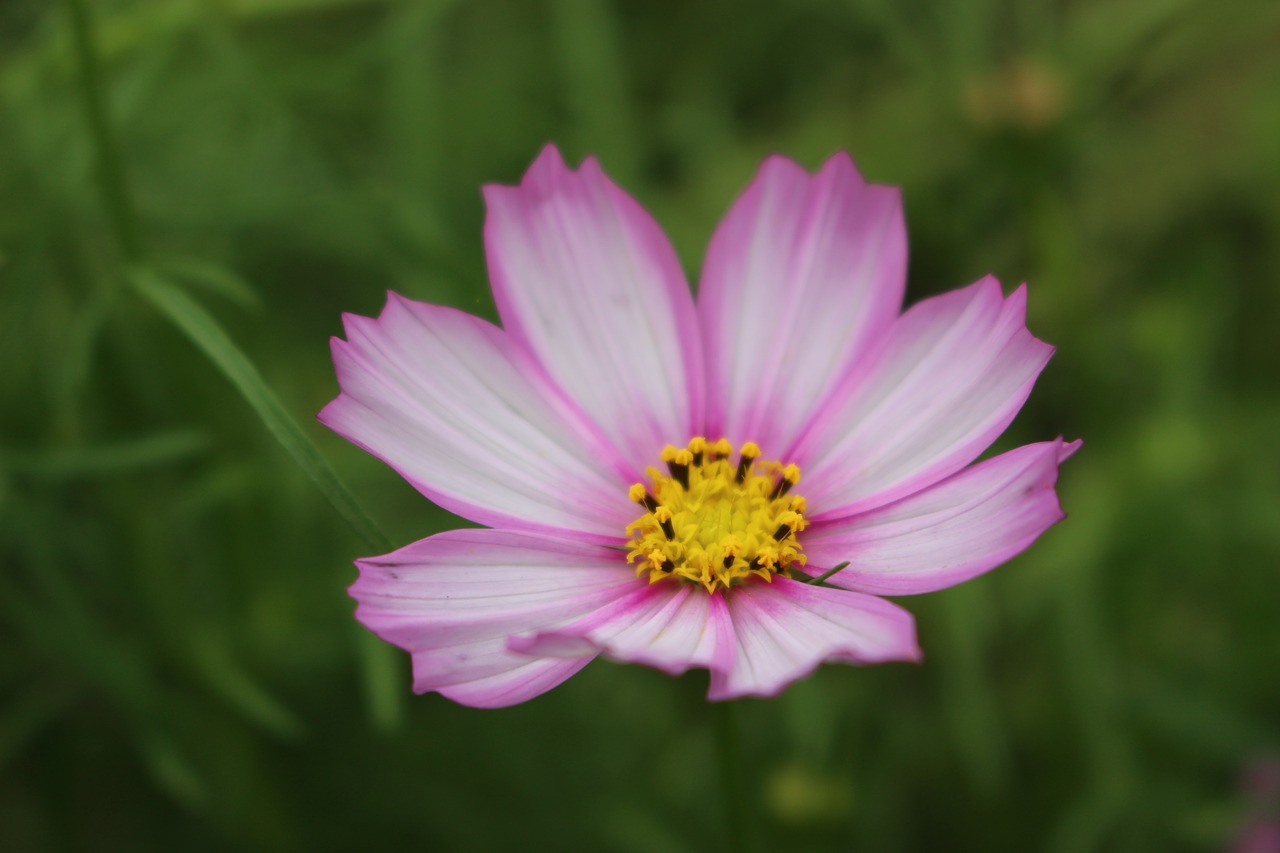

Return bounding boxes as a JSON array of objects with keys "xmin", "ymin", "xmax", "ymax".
[{"xmin": 58, "ymin": 0, "xmax": 404, "ymax": 732}]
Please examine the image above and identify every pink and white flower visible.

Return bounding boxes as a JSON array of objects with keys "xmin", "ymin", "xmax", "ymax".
[{"xmin": 321, "ymin": 146, "xmax": 1078, "ymax": 708}]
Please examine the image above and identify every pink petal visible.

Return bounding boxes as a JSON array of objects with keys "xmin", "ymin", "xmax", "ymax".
[
  {"xmin": 511, "ymin": 581, "xmax": 734, "ymax": 677},
  {"xmin": 795, "ymin": 278, "xmax": 1054, "ymax": 520},
  {"xmin": 320, "ymin": 293, "xmax": 633, "ymax": 539},
  {"xmin": 708, "ymin": 578, "xmax": 921, "ymax": 700},
  {"xmin": 484, "ymin": 146, "xmax": 703, "ymax": 475},
  {"xmin": 699, "ymin": 153, "xmax": 906, "ymax": 454},
  {"xmin": 351, "ymin": 529, "xmax": 644, "ymax": 708},
  {"xmin": 804, "ymin": 438, "xmax": 1081, "ymax": 595}
]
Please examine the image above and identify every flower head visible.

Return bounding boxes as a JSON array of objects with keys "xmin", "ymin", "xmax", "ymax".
[{"xmin": 320, "ymin": 146, "xmax": 1079, "ymax": 708}]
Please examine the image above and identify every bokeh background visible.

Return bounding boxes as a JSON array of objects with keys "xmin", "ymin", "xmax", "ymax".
[{"xmin": 3, "ymin": 0, "xmax": 1279, "ymax": 850}]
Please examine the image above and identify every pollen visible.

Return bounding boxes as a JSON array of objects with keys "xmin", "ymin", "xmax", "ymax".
[{"xmin": 625, "ymin": 438, "xmax": 809, "ymax": 593}]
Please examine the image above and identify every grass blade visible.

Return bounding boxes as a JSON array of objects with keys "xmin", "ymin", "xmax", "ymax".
[
  {"xmin": 129, "ymin": 268, "xmax": 389, "ymax": 553},
  {"xmin": 129, "ymin": 267, "xmax": 404, "ymax": 730}
]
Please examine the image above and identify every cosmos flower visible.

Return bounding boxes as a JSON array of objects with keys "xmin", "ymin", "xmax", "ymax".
[{"xmin": 320, "ymin": 146, "xmax": 1078, "ymax": 708}]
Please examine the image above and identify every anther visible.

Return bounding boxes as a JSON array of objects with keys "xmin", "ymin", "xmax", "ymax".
[
  {"xmin": 769, "ymin": 463, "xmax": 803, "ymax": 499},
  {"xmin": 735, "ymin": 442, "xmax": 761, "ymax": 483},
  {"xmin": 688, "ymin": 436, "xmax": 707, "ymax": 467},
  {"xmin": 773, "ymin": 510, "xmax": 801, "ymax": 541},
  {"xmin": 660, "ymin": 445, "xmax": 692, "ymax": 490},
  {"xmin": 629, "ymin": 483, "xmax": 659, "ymax": 512},
  {"xmin": 720, "ymin": 536, "xmax": 741, "ymax": 570},
  {"xmin": 654, "ymin": 506, "xmax": 675, "ymax": 540},
  {"xmin": 710, "ymin": 437, "xmax": 733, "ymax": 461}
]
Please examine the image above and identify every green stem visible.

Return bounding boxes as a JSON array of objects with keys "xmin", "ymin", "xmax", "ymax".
[
  {"xmin": 64, "ymin": 0, "xmax": 145, "ymax": 262},
  {"xmin": 712, "ymin": 699, "xmax": 752, "ymax": 851},
  {"xmin": 802, "ymin": 561, "xmax": 851, "ymax": 586}
]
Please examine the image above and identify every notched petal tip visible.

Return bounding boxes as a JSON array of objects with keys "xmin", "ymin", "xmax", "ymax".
[
  {"xmin": 1057, "ymin": 436, "xmax": 1084, "ymax": 463},
  {"xmin": 334, "ymin": 290, "xmax": 425, "ymax": 343},
  {"xmin": 528, "ymin": 142, "xmax": 569, "ymax": 173},
  {"xmin": 815, "ymin": 150, "xmax": 870, "ymax": 191},
  {"xmin": 757, "ymin": 151, "xmax": 808, "ymax": 172},
  {"xmin": 315, "ymin": 390, "xmax": 346, "ymax": 430},
  {"xmin": 1002, "ymin": 281, "xmax": 1059, "ymax": 358},
  {"xmin": 974, "ymin": 272, "xmax": 1007, "ymax": 300},
  {"xmin": 337, "ymin": 310, "xmax": 366, "ymax": 341},
  {"xmin": 482, "ymin": 144, "xmax": 573, "ymax": 200},
  {"xmin": 381, "ymin": 288, "xmax": 417, "ymax": 317}
]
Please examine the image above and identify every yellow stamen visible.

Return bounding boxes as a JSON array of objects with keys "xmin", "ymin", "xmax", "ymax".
[{"xmin": 624, "ymin": 438, "xmax": 809, "ymax": 593}]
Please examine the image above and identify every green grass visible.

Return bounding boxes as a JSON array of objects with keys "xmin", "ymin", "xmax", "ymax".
[{"xmin": 2, "ymin": 0, "xmax": 1279, "ymax": 849}]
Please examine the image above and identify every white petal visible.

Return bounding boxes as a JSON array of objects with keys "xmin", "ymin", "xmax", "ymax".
[
  {"xmin": 699, "ymin": 153, "xmax": 906, "ymax": 454},
  {"xmin": 351, "ymin": 529, "xmax": 644, "ymax": 708},
  {"xmin": 321, "ymin": 294, "xmax": 632, "ymax": 537},
  {"xmin": 804, "ymin": 439, "xmax": 1081, "ymax": 594},
  {"xmin": 709, "ymin": 579, "xmax": 921, "ymax": 700},
  {"xmin": 512, "ymin": 581, "xmax": 734, "ymax": 676},
  {"xmin": 484, "ymin": 146, "xmax": 703, "ymax": 473},
  {"xmin": 796, "ymin": 278, "xmax": 1054, "ymax": 519}
]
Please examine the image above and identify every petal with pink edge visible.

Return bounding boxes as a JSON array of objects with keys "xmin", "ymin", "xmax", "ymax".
[
  {"xmin": 708, "ymin": 578, "xmax": 921, "ymax": 700},
  {"xmin": 796, "ymin": 277, "xmax": 1054, "ymax": 520},
  {"xmin": 511, "ymin": 581, "xmax": 735, "ymax": 677},
  {"xmin": 804, "ymin": 438, "xmax": 1081, "ymax": 595},
  {"xmin": 320, "ymin": 294, "xmax": 632, "ymax": 538},
  {"xmin": 351, "ymin": 529, "xmax": 644, "ymax": 708},
  {"xmin": 699, "ymin": 153, "xmax": 906, "ymax": 454},
  {"xmin": 484, "ymin": 146, "xmax": 703, "ymax": 475}
]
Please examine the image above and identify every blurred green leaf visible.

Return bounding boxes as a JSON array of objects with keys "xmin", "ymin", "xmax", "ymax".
[
  {"xmin": 3, "ymin": 0, "xmax": 1278, "ymax": 847},
  {"xmin": 190, "ymin": 631, "xmax": 305, "ymax": 741},
  {"xmin": 155, "ymin": 257, "xmax": 263, "ymax": 312},
  {"xmin": 2, "ymin": 429, "xmax": 209, "ymax": 479},
  {"xmin": 128, "ymin": 267, "xmax": 403, "ymax": 733},
  {"xmin": 128, "ymin": 268, "xmax": 389, "ymax": 555},
  {"xmin": 0, "ymin": 682, "xmax": 77, "ymax": 772}
]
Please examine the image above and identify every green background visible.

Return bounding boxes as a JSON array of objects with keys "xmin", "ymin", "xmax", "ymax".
[{"xmin": 3, "ymin": 0, "xmax": 1279, "ymax": 849}]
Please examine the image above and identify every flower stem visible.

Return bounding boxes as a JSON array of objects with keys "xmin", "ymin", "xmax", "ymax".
[
  {"xmin": 63, "ymin": 0, "xmax": 145, "ymax": 263},
  {"xmin": 712, "ymin": 699, "xmax": 753, "ymax": 851}
]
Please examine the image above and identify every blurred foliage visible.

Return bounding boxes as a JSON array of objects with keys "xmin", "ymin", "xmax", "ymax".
[{"xmin": 2, "ymin": 0, "xmax": 1279, "ymax": 849}]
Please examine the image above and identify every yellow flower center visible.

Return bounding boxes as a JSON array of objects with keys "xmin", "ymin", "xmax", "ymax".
[{"xmin": 625, "ymin": 437, "xmax": 808, "ymax": 594}]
